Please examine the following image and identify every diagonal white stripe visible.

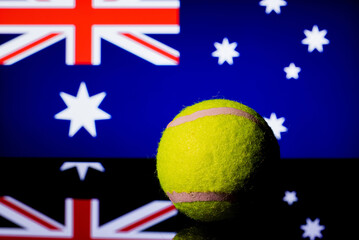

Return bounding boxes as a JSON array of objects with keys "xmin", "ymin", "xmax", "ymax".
[
  {"xmin": 0, "ymin": 196, "xmax": 64, "ymax": 230},
  {"xmin": 0, "ymin": 196, "xmax": 72, "ymax": 237},
  {"xmin": 0, "ymin": 197, "xmax": 72, "ymax": 237},
  {"xmin": 101, "ymin": 30, "xmax": 178, "ymax": 65},
  {"xmin": 92, "ymin": 199, "xmax": 176, "ymax": 239},
  {"xmin": 126, "ymin": 32, "xmax": 179, "ymax": 57},
  {"xmin": 122, "ymin": 207, "xmax": 177, "ymax": 233},
  {"xmin": 0, "ymin": 203, "xmax": 50, "ymax": 233},
  {"xmin": 1, "ymin": 32, "xmax": 65, "ymax": 65},
  {"xmin": 95, "ymin": 201, "xmax": 175, "ymax": 236},
  {"xmin": 0, "ymin": 31, "xmax": 38, "ymax": 58}
]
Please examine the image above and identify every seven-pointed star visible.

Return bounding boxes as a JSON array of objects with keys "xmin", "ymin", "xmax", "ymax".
[
  {"xmin": 212, "ymin": 37, "xmax": 239, "ymax": 65},
  {"xmin": 283, "ymin": 191, "xmax": 298, "ymax": 205},
  {"xmin": 301, "ymin": 218, "xmax": 325, "ymax": 240},
  {"xmin": 264, "ymin": 113, "xmax": 288, "ymax": 140},
  {"xmin": 259, "ymin": 0, "xmax": 287, "ymax": 14},
  {"xmin": 302, "ymin": 25, "xmax": 330, "ymax": 53},
  {"xmin": 55, "ymin": 82, "xmax": 111, "ymax": 137},
  {"xmin": 284, "ymin": 63, "xmax": 301, "ymax": 79}
]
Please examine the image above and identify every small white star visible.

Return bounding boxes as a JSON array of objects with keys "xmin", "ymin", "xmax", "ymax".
[
  {"xmin": 284, "ymin": 63, "xmax": 301, "ymax": 79},
  {"xmin": 55, "ymin": 82, "xmax": 111, "ymax": 137},
  {"xmin": 301, "ymin": 218, "xmax": 325, "ymax": 240},
  {"xmin": 60, "ymin": 162, "xmax": 105, "ymax": 181},
  {"xmin": 259, "ymin": 0, "xmax": 287, "ymax": 14},
  {"xmin": 264, "ymin": 113, "xmax": 288, "ymax": 140},
  {"xmin": 212, "ymin": 37, "xmax": 239, "ymax": 65},
  {"xmin": 283, "ymin": 191, "xmax": 298, "ymax": 205},
  {"xmin": 302, "ymin": 25, "xmax": 330, "ymax": 53}
]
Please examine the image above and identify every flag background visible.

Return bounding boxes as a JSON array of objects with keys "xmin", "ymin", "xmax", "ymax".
[
  {"xmin": 0, "ymin": 0, "xmax": 358, "ymax": 239},
  {"xmin": 0, "ymin": 0, "xmax": 359, "ymax": 158}
]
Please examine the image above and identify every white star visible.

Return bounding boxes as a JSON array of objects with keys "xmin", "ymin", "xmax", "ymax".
[
  {"xmin": 284, "ymin": 63, "xmax": 301, "ymax": 79},
  {"xmin": 212, "ymin": 37, "xmax": 239, "ymax": 65},
  {"xmin": 259, "ymin": 0, "xmax": 287, "ymax": 14},
  {"xmin": 60, "ymin": 162, "xmax": 105, "ymax": 181},
  {"xmin": 55, "ymin": 82, "xmax": 111, "ymax": 137},
  {"xmin": 264, "ymin": 113, "xmax": 288, "ymax": 140},
  {"xmin": 302, "ymin": 25, "xmax": 329, "ymax": 53},
  {"xmin": 301, "ymin": 218, "xmax": 325, "ymax": 240},
  {"xmin": 283, "ymin": 191, "xmax": 298, "ymax": 205}
]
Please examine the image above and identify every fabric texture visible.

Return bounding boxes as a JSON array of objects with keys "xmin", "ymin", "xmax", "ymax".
[{"xmin": 156, "ymin": 99, "xmax": 279, "ymax": 221}]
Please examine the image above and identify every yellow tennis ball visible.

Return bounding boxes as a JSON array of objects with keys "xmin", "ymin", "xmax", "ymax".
[
  {"xmin": 173, "ymin": 227, "xmax": 208, "ymax": 240},
  {"xmin": 156, "ymin": 99, "xmax": 279, "ymax": 221}
]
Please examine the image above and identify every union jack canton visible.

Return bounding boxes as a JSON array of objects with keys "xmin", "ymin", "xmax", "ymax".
[
  {"xmin": 0, "ymin": 196, "xmax": 177, "ymax": 240},
  {"xmin": 0, "ymin": 0, "xmax": 180, "ymax": 65}
]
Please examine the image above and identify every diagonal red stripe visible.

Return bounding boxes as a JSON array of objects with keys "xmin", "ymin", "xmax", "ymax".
[
  {"xmin": 117, "ymin": 204, "xmax": 176, "ymax": 233},
  {"xmin": 0, "ymin": 197, "xmax": 60, "ymax": 231},
  {"xmin": 0, "ymin": 33, "xmax": 60, "ymax": 65},
  {"xmin": 122, "ymin": 33, "xmax": 179, "ymax": 64}
]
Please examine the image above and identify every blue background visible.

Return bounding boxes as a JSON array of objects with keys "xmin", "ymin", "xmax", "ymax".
[{"xmin": 0, "ymin": 0, "xmax": 358, "ymax": 158}]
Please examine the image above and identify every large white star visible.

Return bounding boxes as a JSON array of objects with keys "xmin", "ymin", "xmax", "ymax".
[
  {"xmin": 283, "ymin": 191, "xmax": 298, "ymax": 205},
  {"xmin": 301, "ymin": 218, "xmax": 325, "ymax": 240},
  {"xmin": 302, "ymin": 25, "xmax": 330, "ymax": 53},
  {"xmin": 259, "ymin": 0, "xmax": 287, "ymax": 14},
  {"xmin": 264, "ymin": 113, "xmax": 288, "ymax": 140},
  {"xmin": 284, "ymin": 63, "xmax": 301, "ymax": 79},
  {"xmin": 212, "ymin": 37, "xmax": 239, "ymax": 65},
  {"xmin": 55, "ymin": 82, "xmax": 111, "ymax": 137}
]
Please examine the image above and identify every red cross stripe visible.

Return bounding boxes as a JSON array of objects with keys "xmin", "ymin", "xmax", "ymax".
[{"xmin": 0, "ymin": 0, "xmax": 180, "ymax": 65}]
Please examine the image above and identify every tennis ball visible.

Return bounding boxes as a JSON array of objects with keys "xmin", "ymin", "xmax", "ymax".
[
  {"xmin": 156, "ymin": 99, "xmax": 279, "ymax": 222},
  {"xmin": 173, "ymin": 227, "xmax": 209, "ymax": 240}
]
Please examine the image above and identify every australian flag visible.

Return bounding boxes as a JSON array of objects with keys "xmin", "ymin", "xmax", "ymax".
[{"xmin": 0, "ymin": 0, "xmax": 358, "ymax": 239}]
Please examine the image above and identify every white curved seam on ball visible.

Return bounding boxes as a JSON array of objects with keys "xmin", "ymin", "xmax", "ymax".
[{"xmin": 166, "ymin": 107, "xmax": 261, "ymax": 128}]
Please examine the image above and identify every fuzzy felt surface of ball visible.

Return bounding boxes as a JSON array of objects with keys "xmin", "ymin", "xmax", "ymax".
[{"xmin": 156, "ymin": 99, "xmax": 279, "ymax": 221}]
